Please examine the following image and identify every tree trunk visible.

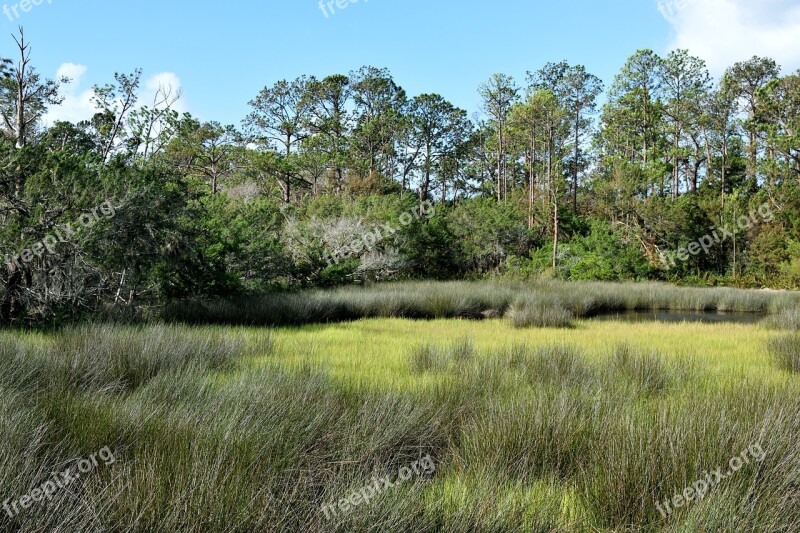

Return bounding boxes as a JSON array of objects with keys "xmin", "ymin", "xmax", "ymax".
[
  {"xmin": 573, "ymin": 110, "xmax": 579, "ymax": 212},
  {"xmin": 1, "ymin": 264, "xmax": 29, "ymax": 324},
  {"xmin": 496, "ymin": 131, "xmax": 502, "ymax": 202},
  {"xmin": 548, "ymin": 126, "xmax": 557, "ymax": 270},
  {"xmin": 420, "ymin": 142, "xmax": 431, "ymax": 216},
  {"xmin": 642, "ymin": 90, "xmax": 648, "ymax": 169},
  {"xmin": 16, "ymin": 75, "xmax": 25, "ymax": 149},
  {"xmin": 285, "ymin": 134, "xmax": 292, "ymax": 203},
  {"xmin": 552, "ymin": 193, "xmax": 559, "ymax": 271},
  {"xmin": 14, "ymin": 31, "xmax": 27, "ymax": 149},
  {"xmin": 672, "ymin": 125, "xmax": 680, "ymax": 198},
  {"xmin": 529, "ymin": 134, "xmax": 536, "ymax": 230},
  {"xmin": 211, "ymin": 161, "xmax": 219, "ymax": 195}
]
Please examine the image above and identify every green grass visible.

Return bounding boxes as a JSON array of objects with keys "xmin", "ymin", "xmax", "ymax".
[
  {"xmin": 768, "ymin": 333, "xmax": 800, "ymax": 374},
  {"xmin": 1, "ymin": 284, "xmax": 799, "ymax": 531}
]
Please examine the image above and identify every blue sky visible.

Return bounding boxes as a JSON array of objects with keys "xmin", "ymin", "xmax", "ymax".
[{"xmin": 3, "ymin": 0, "xmax": 799, "ymax": 126}]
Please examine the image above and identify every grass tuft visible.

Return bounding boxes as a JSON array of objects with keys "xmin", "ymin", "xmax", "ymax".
[
  {"xmin": 768, "ymin": 334, "xmax": 800, "ymax": 374},
  {"xmin": 509, "ymin": 295, "xmax": 574, "ymax": 328}
]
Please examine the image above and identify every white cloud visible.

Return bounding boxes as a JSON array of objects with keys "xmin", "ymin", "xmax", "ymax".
[
  {"xmin": 44, "ymin": 63, "xmax": 94, "ymax": 125},
  {"xmin": 56, "ymin": 63, "xmax": 88, "ymax": 82},
  {"xmin": 44, "ymin": 65, "xmax": 189, "ymax": 125},
  {"xmin": 142, "ymin": 71, "xmax": 189, "ymax": 115},
  {"xmin": 658, "ymin": 0, "xmax": 800, "ymax": 76}
]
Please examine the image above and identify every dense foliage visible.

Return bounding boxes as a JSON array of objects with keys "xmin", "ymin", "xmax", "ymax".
[{"xmin": 1, "ymin": 30, "xmax": 799, "ymax": 324}]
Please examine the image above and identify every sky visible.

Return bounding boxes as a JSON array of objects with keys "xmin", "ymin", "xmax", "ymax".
[{"xmin": 1, "ymin": 0, "xmax": 799, "ymax": 126}]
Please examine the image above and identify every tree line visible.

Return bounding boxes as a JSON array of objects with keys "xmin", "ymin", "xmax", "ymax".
[{"xmin": 1, "ymin": 27, "xmax": 799, "ymax": 324}]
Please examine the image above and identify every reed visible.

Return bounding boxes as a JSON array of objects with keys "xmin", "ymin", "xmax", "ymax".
[
  {"xmin": 0, "ymin": 308, "xmax": 797, "ymax": 531},
  {"xmin": 164, "ymin": 280, "xmax": 798, "ymax": 329}
]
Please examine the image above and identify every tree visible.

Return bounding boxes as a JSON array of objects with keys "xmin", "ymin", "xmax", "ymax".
[
  {"xmin": 0, "ymin": 30, "xmax": 66, "ymax": 322},
  {"xmin": 91, "ymin": 69, "xmax": 143, "ymax": 160},
  {"xmin": 513, "ymin": 90, "xmax": 567, "ymax": 268},
  {"xmin": 509, "ymin": 96, "xmax": 544, "ymax": 229},
  {"xmin": 245, "ymin": 77, "xmax": 312, "ymax": 203},
  {"xmin": 704, "ymin": 77, "xmax": 740, "ymax": 209},
  {"xmin": 0, "ymin": 28, "xmax": 65, "ymax": 149},
  {"xmin": 304, "ymin": 74, "xmax": 353, "ymax": 194},
  {"xmin": 350, "ymin": 66, "xmax": 407, "ymax": 182},
  {"xmin": 529, "ymin": 62, "xmax": 602, "ymax": 211},
  {"xmin": 659, "ymin": 49, "xmax": 711, "ymax": 196},
  {"xmin": 406, "ymin": 94, "xmax": 470, "ymax": 213},
  {"xmin": 170, "ymin": 119, "xmax": 241, "ymax": 195},
  {"xmin": 598, "ymin": 50, "xmax": 669, "ymax": 204},
  {"xmin": 757, "ymin": 71, "xmax": 800, "ymax": 183},
  {"xmin": 725, "ymin": 56, "xmax": 780, "ymax": 182},
  {"xmin": 127, "ymin": 83, "xmax": 183, "ymax": 160},
  {"xmin": 608, "ymin": 50, "xmax": 663, "ymax": 172},
  {"xmin": 539, "ymin": 92, "xmax": 566, "ymax": 270},
  {"xmin": 479, "ymin": 73, "xmax": 518, "ymax": 202},
  {"xmin": 296, "ymin": 143, "xmax": 329, "ymax": 197}
]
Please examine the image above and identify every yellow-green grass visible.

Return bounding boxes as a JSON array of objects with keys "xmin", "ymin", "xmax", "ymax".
[
  {"xmin": 252, "ymin": 318, "xmax": 797, "ymax": 530},
  {"xmin": 265, "ymin": 318, "xmax": 786, "ymax": 389},
  {"xmin": 1, "ymin": 317, "xmax": 797, "ymax": 531},
  {"xmin": 424, "ymin": 471, "xmax": 590, "ymax": 531}
]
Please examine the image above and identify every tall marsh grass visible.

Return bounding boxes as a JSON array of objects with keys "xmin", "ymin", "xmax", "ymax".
[
  {"xmin": 509, "ymin": 294, "xmax": 573, "ymax": 328},
  {"xmin": 764, "ymin": 307, "xmax": 800, "ymax": 330},
  {"xmin": 409, "ymin": 338, "xmax": 475, "ymax": 373},
  {"xmin": 164, "ymin": 280, "xmax": 800, "ymax": 329},
  {"xmin": 768, "ymin": 333, "xmax": 800, "ymax": 373},
  {"xmin": 0, "ymin": 322, "xmax": 797, "ymax": 531}
]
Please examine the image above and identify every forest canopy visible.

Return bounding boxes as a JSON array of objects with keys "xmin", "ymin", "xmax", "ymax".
[{"xmin": 1, "ymin": 29, "xmax": 799, "ymax": 324}]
